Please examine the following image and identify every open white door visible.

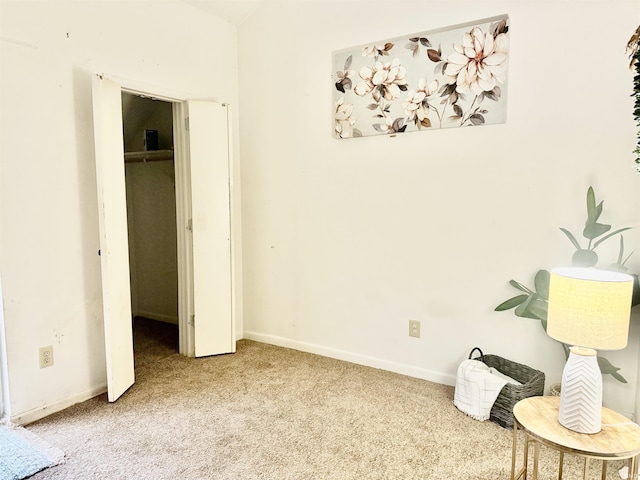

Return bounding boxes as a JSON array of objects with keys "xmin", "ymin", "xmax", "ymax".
[
  {"xmin": 187, "ymin": 101, "xmax": 235, "ymax": 357},
  {"xmin": 91, "ymin": 75, "xmax": 135, "ymax": 402}
]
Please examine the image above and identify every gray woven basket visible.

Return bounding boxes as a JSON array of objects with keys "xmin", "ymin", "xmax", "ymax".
[{"xmin": 469, "ymin": 347, "xmax": 545, "ymax": 429}]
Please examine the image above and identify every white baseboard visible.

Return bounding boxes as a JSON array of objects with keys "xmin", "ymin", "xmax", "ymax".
[
  {"xmin": 10, "ymin": 336, "xmax": 453, "ymax": 425},
  {"xmin": 11, "ymin": 384, "xmax": 107, "ymax": 426},
  {"xmin": 135, "ymin": 311, "xmax": 178, "ymax": 325},
  {"xmin": 243, "ymin": 331, "xmax": 456, "ymax": 386}
]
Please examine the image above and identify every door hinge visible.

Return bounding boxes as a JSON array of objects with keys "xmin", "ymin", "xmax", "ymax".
[
  {"xmin": 187, "ymin": 219, "xmax": 193, "ymax": 231},
  {"xmin": 184, "ymin": 117, "xmax": 190, "ymax": 131},
  {"xmin": 190, "ymin": 315, "xmax": 195, "ymax": 327}
]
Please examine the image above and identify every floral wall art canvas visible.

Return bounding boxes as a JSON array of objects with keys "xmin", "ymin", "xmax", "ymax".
[{"xmin": 333, "ymin": 15, "xmax": 509, "ymax": 139}]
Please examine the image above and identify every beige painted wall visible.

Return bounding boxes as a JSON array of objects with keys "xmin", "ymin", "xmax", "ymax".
[
  {"xmin": 238, "ymin": 1, "xmax": 640, "ymax": 417},
  {"xmin": 126, "ymin": 161, "xmax": 178, "ymax": 324},
  {"xmin": 0, "ymin": 0, "xmax": 240, "ymax": 422},
  {"xmin": 0, "ymin": 0, "xmax": 638, "ymax": 424}
]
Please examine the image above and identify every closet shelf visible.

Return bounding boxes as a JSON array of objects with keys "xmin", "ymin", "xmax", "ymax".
[{"xmin": 124, "ymin": 149, "xmax": 174, "ymax": 163}]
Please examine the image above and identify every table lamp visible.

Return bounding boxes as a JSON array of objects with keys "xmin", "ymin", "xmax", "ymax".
[{"xmin": 547, "ymin": 267, "xmax": 634, "ymax": 434}]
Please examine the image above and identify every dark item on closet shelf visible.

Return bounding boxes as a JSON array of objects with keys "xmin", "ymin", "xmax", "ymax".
[{"xmin": 145, "ymin": 129, "xmax": 159, "ymax": 151}]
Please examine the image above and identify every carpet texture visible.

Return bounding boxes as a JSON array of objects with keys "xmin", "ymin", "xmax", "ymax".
[
  {"xmin": 0, "ymin": 424, "xmax": 64, "ymax": 480},
  {"xmin": 25, "ymin": 318, "xmax": 628, "ymax": 479}
]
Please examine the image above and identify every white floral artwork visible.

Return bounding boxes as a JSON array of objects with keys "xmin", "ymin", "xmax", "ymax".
[{"xmin": 333, "ymin": 15, "xmax": 509, "ymax": 139}]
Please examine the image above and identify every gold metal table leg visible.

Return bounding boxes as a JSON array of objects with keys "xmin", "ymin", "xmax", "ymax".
[
  {"xmin": 512, "ymin": 423, "xmax": 518, "ymax": 480},
  {"xmin": 631, "ymin": 455, "xmax": 638, "ymax": 480},
  {"xmin": 532, "ymin": 440, "xmax": 539, "ymax": 480},
  {"xmin": 523, "ymin": 435, "xmax": 530, "ymax": 480},
  {"xmin": 583, "ymin": 458, "xmax": 590, "ymax": 480},
  {"xmin": 558, "ymin": 451, "xmax": 564, "ymax": 480}
]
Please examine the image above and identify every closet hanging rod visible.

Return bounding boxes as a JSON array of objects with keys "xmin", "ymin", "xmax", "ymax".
[{"xmin": 124, "ymin": 149, "xmax": 174, "ymax": 163}]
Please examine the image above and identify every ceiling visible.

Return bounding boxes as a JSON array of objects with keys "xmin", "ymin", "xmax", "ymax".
[{"xmin": 181, "ymin": 0, "xmax": 265, "ymax": 25}]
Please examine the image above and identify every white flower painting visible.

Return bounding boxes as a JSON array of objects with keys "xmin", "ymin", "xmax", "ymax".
[{"xmin": 333, "ymin": 15, "xmax": 509, "ymax": 139}]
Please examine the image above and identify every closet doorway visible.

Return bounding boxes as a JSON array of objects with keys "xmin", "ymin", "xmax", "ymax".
[
  {"xmin": 122, "ymin": 93, "xmax": 179, "ymax": 362},
  {"xmin": 92, "ymin": 74, "xmax": 237, "ymax": 402}
]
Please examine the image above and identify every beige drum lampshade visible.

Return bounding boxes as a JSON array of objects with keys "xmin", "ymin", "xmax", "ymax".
[{"xmin": 547, "ymin": 267, "xmax": 634, "ymax": 350}]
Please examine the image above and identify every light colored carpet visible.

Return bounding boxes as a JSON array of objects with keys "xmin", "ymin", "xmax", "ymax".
[{"xmin": 26, "ymin": 318, "xmax": 628, "ymax": 479}]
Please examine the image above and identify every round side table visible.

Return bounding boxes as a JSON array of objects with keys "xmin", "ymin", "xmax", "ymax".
[{"xmin": 511, "ymin": 396, "xmax": 640, "ymax": 480}]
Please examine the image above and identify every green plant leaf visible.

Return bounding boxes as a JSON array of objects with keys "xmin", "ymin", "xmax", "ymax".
[
  {"xmin": 611, "ymin": 371, "xmax": 628, "ymax": 383},
  {"xmin": 614, "ymin": 235, "xmax": 635, "ymax": 267},
  {"xmin": 572, "ymin": 249, "xmax": 598, "ymax": 267},
  {"xmin": 595, "ymin": 200, "xmax": 603, "ymax": 222},
  {"xmin": 622, "ymin": 250, "xmax": 635, "ymax": 266},
  {"xmin": 608, "ymin": 235, "xmax": 629, "ymax": 271},
  {"xmin": 585, "ymin": 187, "xmax": 605, "ymax": 223},
  {"xmin": 514, "ymin": 294, "xmax": 533, "ymax": 316},
  {"xmin": 527, "ymin": 297, "xmax": 548, "ymax": 322},
  {"xmin": 592, "ymin": 227, "xmax": 632, "ymax": 248},
  {"xmin": 509, "ymin": 279, "xmax": 533, "ymax": 294},
  {"xmin": 617, "ymin": 235, "xmax": 625, "ymax": 263},
  {"xmin": 559, "ymin": 228, "xmax": 581, "ymax": 250},
  {"xmin": 583, "ymin": 222, "xmax": 611, "ymax": 240},
  {"xmin": 495, "ymin": 294, "xmax": 528, "ymax": 311},
  {"xmin": 597, "ymin": 356, "xmax": 627, "ymax": 383},
  {"xmin": 534, "ymin": 270, "xmax": 550, "ymax": 300},
  {"xmin": 515, "ymin": 294, "xmax": 543, "ymax": 319},
  {"xmin": 586, "ymin": 186, "xmax": 596, "ymax": 222}
]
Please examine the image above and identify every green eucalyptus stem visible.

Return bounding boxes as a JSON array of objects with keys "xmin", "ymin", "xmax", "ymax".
[
  {"xmin": 495, "ymin": 186, "xmax": 635, "ymax": 383},
  {"xmin": 627, "ymin": 26, "xmax": 640, "ymax": 169}
]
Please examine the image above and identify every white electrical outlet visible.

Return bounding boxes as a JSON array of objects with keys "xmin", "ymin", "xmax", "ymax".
[
  {"xmin": 409, "ymin": 320, "xmax": 421, "ymax": 338},
  {"xmin": 39, "ymin": 346, "xmax": 54, "ymax": 368}
]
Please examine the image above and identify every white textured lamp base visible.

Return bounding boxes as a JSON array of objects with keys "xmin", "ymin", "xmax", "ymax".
[{"xmin": 558, "ymin": 346, "xmax": 602, "ymax": 434}]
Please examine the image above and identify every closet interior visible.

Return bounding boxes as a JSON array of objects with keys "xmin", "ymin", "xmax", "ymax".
[{"xmin": 121, "ymin": 93, "xmax": 179, "ymax": 357}]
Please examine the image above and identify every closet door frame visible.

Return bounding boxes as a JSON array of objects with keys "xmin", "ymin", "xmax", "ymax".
[
  {"xmin": 94, "ymin": 74, "xmax": 237, "ymax": 384},
  {"xmin": 116, "ymin": 82, "xmax": 194, "ymax": 356}
]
